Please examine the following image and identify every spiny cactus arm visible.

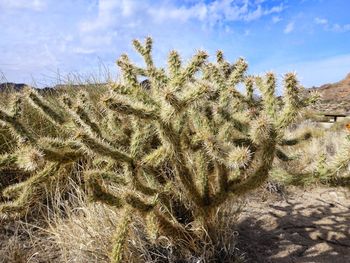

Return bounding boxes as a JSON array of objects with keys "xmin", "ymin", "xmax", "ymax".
[
  {"xmin": 249, "ymin": 115, "xmax": 275, "ymax": 145},
  {"xmin": 215, "ymin": 162, "xmax": 229, "ymax": 196},
  {"xmin": 40, "ymin": 148, "xmax": 83, "ymax": 163},
  {"xmin": 158, "ymin": 81, "xmax": 211, "ymax": 124},
  {"xmin": 171, "ymin": 50, "xmax": 208, "ymax": 90},
  {"xmin": 116, "ymin": 55, "xmax": 156, "ymax": 104},
  {"xmin": 84, "ymin": 170, "xmax": 127, "ymax": 185},
  {"xmin": 38, "ymin": 137, "xmax": 82, "ymax": 150},
  {"xmin": 133, "ymin": 37, "xmax": 154, "ymax": 69},
  {"xmin": 74, "ymin": 105, "xmax": 102, "ymax": 136},
  {"xmin": 124, "ymin": 192, "xmax": 155, "ymax": 212},
  {"xmin": 2, "ymin": 181, "xmax": 26, "ymax": 199},
  {"xmin": 84, "ymin": 171, "xmax": 124, "ymax": 207},
  {"xmin": 61, "ymin": 95, "xmax": 103, "ymax": 138},
  {"xmin": 13, "ymin": 145, "xmax": 44, "ymax": 171},
  {"xmin": 226, "ymin": 146, "xmax": 253, "ymax": 169},
  {"xmin": 140, "ymin": 146, "xmax": 169, "ymax": 168},
  {"xmin": 77, "ymin": 90, "xmax": 96, "ymax": 115},
  {"xmin": 168, "ymin": 50, "xmax": 182, "ymax": 79},
  {"xmin": 256, "ymin": 72, "xmax": 277, "ymax": 118},
  {"xmin": 78, "ymin": 133, "xmax": 132, "ymax": 163},
  {"xmin": 0, "ymin": 109, "xmax": 35, "ymax": 143},
  {"xmin": 206, "ymin": 63, "xmax": 226, "ymax": 91},
  {"xmin": 36, "ymin": 138, "xmax": 84, "ymax": 163},
  {"xmin": 103, "ymin": 94, "xmax": 159, "ymax": 121},
  {"xmin": 217, "ymin": 119, "xmax": 248, "ymax": 141},
  {"xmin": 208, "ymin": 117, "xmax": 277, "ymax": 200},
  {"xmin": 0, "ymin": 162, "xmax": 61, "ymax": 216},
  {"xmin": 25, "ymin": 88, "xmax": 65, "ymax": 125},
  {"xmin": 161, "ymin": 89, "xmax": 182, "ymax": 113},
  {"xmin": 129, "ymin": 122, "xmax": 155, "ymax": 159},
  {"xmin": 10, "ymin": 94, "xmax": 23, "ymax": 119},
  {"xmin": 139, "ymin": 164, "xmax": 166, "ymax": 187},
  {"xmin": 110, "ymin": 208, "xmax": 133, "ymax": 263},
  {"xmin": 228, "ymin": 144, "xmax": 276, "ymax": 196},
  {"xmin": 300, "ymin": 89, "xmax": 320, "ymax": 107},
  {"xmin": 0, "ymin": 153, "xmax": 17, "ymax": 169},
  {"xmin": 124, "ymin": 164, "xmax": 158, "ymax": 196},
  {"xmin": 194, "ymin": 151, "xmax": 210, "ymax": 204},
  {"xmin": 179, "ymin": 80, "xmax": 212, "ymax": 108},
  {"xmin": 228, "ymin": 57, "xmax": 248, "ymax": 88},
  {"xmin": 276, "ymin": 73, "xmax": 300, "ymax": 132},
  {"xmin": 191, "ymin": 112, "xmax": 242, "ymax": 165},
  {"xmin": 146, "ymin": 68, "xmax": 169, "ymax": 93},
  {"xmin": 156, "ymin": 122, "xmax": 206, "ymax": 206},
  {"xmin": 117, "ymin": 59, "xmax": 148, "ymax": 78},
  {"xmin": 103, "ymin": 111, "xmax": 131, "ymax": 145},
  {"xmin": 279, "ymin": 131, "xmax": 312, "ymax": 146},
  {"xmin": 320, "ymin": 142, "xmax": 350, "ymax": 178},
  {"xmin": 155, "ymin": 122, "xmax": 203, "ymax": 206},
  {"xmin": 219, "ymin": 88, "xmax": 246, "ymax": 111},
  {"xmin": 216, "ymin": 50, "xmax": 231, "ymax": 77},
  {"xmin": 117, "ymin": 54, "xmax": 143, "ymax": 90},
  {"xmin": 245, "ymin": 76, "xmax": 254, "ymax": 103},
  {"xmin": 183, "ymin": 50, "xmax": 208, "ymax": 79}
]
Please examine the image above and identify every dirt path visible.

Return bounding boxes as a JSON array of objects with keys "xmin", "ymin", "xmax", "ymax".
[{"xmin": 237, "ymin": 187, "xmax": 350, "ymax": 263}]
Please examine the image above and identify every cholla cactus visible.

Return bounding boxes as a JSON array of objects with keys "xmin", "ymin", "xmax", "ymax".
[
  {"xmin": 0, "ymin": 37, "xmax": 305, "ymax": 261},
  {"xmin": 315, "ymin": 134, "xmax": 350, "ymax": 183}
]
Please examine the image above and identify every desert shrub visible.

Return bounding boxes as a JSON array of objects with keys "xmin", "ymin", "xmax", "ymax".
[
  {"xmin": 0, "ymin": 37, "xmax": 307, "ymax": 262},
  {"xmin": 270, "ymin": 119, "xmax": 350, "ymax": 186}
]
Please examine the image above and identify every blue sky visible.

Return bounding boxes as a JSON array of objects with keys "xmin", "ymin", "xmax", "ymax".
[{"xmin": 0, "ymin": 0, "xmax": 349, "ymax": 89}]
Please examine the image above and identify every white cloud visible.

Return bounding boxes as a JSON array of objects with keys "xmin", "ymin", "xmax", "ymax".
[
  {"xmin": 81, "ymin": 0, "xmax": 285, "ymax": 32},
  {"xmin": 77, "ymin": 0, "xmax": 286, "ymax": 54},
  {"xmin": 79, "ymin": 0, "xmax": 138, "ymax": 33},
  {"xmin": 272, "ymin": 16, "xmax": 282, "ymax": 23},
  {"xmin": 0, "ymin": 0, "xmax": 46, "ymax": 11},
  {"xmin": 314, "ymin": 17, "xmax": 328, "ymax": 25},
  {"xmin": 314, "ymin": 17, "xmax": 350, "ymax": 32},
  {"xmin": 149, "ymin": 3, "xmax": 208, "ymax": 23},
  {"xmin": 284, "ymin": 21, "xmax": 294, "ymax": 34},
  {"xmin": 330, "ymin": 23, "xmax": 350, "ymax": 32}
]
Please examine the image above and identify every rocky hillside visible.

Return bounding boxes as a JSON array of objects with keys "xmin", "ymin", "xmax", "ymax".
[{"xmin": 308, "ymin": 73, "xmax": 350, "ymax": 114}]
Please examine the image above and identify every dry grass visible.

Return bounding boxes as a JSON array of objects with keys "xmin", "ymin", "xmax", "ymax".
[
  {"xmin": 2, "ymin": 179, "xmax": 241, "ymax": 263},
  {"xmin": 46, "ymin": 181, "xmax": 118, "ymax": 263}
]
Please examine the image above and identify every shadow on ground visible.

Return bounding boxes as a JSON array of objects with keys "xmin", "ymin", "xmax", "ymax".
[{"xmin": 236, "ymin": 187, "xmax": 350, "ymax": 263}]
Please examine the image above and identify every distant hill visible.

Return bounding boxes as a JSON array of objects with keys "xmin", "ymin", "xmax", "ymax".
[
  {"xmin": 307, "ymin": 73, "xmax": 350, "ymax": 114},
  {"xmin": 0, "ymin": 82, "xmax": 108, "ymax": 94},
  {"xmin": 0, "ymin": 82, "xmax": 29, "ymax": 92}
]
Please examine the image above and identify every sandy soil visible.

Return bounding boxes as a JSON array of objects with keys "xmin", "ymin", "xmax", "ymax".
[{"xmin": 237, "ymin": 187, "xmax": 350, "ymax": 263}]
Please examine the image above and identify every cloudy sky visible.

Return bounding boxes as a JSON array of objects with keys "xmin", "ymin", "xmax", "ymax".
[{"xmin": 0, "ymin": 0, "xmax": 349, "ymax": 89}]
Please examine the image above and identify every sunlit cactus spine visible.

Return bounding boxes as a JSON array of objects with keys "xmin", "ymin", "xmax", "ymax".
[{"xmin": 0, "ymin": 37, "xmax": 307, "ymax": 261}]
